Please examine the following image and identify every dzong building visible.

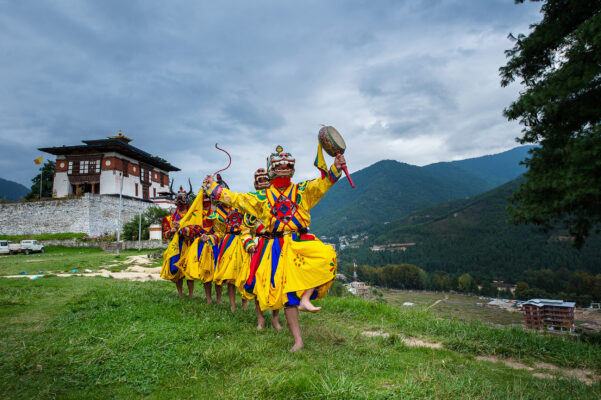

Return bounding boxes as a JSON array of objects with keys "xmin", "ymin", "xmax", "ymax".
[{"xmin": 39, "ymin": 130, "xmax": 179, "ymax": 200}]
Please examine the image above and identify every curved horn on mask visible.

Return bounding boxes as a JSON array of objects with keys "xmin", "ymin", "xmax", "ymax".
[
  {"xmin": 169, "ymin": 179, "xmax": 175, "ymax": 195},
  {"xmin": 188, "ymin": 178, "xmax": 193, "ymax": 196}
]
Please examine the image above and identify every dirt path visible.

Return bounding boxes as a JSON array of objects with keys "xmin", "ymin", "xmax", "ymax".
[
  {"xmin": 426, "ymin": 295, "xmax": 449, "ymax": 310},
  {"xmin": 360, "ymin": 330, "xmax": 598, "ymax": 385}
]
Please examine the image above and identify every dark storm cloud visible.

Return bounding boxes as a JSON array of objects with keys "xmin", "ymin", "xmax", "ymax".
[{"xmin": 0, "ymin": 0, "xmax": 541, "ymax": 191}]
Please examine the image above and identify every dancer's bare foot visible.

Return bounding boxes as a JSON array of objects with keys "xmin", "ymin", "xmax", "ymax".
[
  {"xmin": 242, "ymin": 300, "xmax": 248, "ymax": 311},
  {"xmin": 289, "ymin": 343, "xmax": 304, "ymax": 352},
  {"xmin": 230, "ymin": 305, "xmax": 236, "ymax": 312},
  {"xmin": 206, "ymin": 298, "xmax": 213, "ymax": 304},
  {"xmin": 299, "ymin": 299, "xmax": 321, "ymax": 313},
  {"xmin": 257, "ymin": 319, "xmax": 265, "ymax": 330},
  {"xmin": 272, "ymin": 319, "xmax": 282, "ymax": 330}
]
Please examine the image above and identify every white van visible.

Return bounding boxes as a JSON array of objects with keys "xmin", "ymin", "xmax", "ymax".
[
  {"xmin": 0, "ymin": 240, "xmax": 10, "ymax": 255},
  {"xmin": 8, "ymin": 240, "xmax": 45, "ymax": 255}
]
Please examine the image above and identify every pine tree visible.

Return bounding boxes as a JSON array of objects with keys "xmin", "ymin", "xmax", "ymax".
[
  {"xmin": 26, "ymin": 160, "xmax": 55, "ymax": 199},
  {"xmin": 500, "ymin": 0, "xmax": 601, "ymax": 248}
]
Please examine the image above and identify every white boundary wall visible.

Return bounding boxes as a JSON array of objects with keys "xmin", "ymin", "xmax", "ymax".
[{"xmin": 0, "ymin": 194, "xmax": 154, "ymax": 236}]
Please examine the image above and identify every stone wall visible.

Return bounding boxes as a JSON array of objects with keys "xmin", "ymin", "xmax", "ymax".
[
  {"xmin": 0, "ymin": 194, "xmax": 156, "ymax": 236},
  {"xmin": 38, "ymin": 238, "xmax": 167, "ymax": 251}
]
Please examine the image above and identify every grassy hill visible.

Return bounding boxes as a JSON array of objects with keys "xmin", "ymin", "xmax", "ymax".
[
  {"xmin": 1, "ymin": 275, "xmax": 599, "ymax": 399},
  {"xmin": 341, "ymin": 178, "xmax": 601, "ymax": 279},
  {"xmin": 0, "ymin": 177, "xmax": 29, "ymax": 201},
  {"xmin": 310, "ymin": 160, "xmax": 491, "ymax": 237},
  {"xmin": 310, "ymin": 146, "xmax": 532, "ymax": 237}
]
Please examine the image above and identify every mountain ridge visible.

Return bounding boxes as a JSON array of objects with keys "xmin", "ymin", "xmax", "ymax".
[
  {"xmin": 0, "ymin": 177, "xmax": 29, "ymax": 201},
  {"xmin": 310, "ymin": 146, "xmax": 533, "ymax": 237}
]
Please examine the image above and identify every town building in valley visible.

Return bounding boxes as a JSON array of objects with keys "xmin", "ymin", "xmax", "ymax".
[
  {"xmin": 39, "ymin": 131, "xmax": 179, "ymax": 200},
  {"xmin": 522, "ymin": 299, "xmax": 575, "ymax": 333}
]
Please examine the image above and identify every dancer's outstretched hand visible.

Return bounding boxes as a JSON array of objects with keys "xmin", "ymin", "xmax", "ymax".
[
  {"xmin": 247, "ymin": 244, "xmax": 257, "ymax": 254},
  {"xmin": 334, "ymin": 154, "xmax": 346, "ymax": 170}
]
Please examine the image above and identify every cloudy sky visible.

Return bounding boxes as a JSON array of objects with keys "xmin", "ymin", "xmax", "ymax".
[{"xmin": 0, "ymin": 0, "xmax": 541, "ymax": 192}]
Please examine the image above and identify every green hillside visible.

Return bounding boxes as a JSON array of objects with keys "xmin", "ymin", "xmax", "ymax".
[
  {"xmin": 1, "ymin": 276, "xmax": 599, "ymax": 399},
  {"xmin": 0, "ymin": 177, "xmax": 29, "ymax": 201},
  {"xmin": 311, "ymin": 146, "xmax": 533, "ymax": 237},
  {"xmin": 310, "ymin": 160, "xmax": 491, "ymax": 237},
  {"xmin": 341, "ymin": 178, "xmax": 601, "ymax": 280}
]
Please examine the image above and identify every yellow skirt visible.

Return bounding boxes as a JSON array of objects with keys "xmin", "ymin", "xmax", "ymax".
[
  {"xmin": 253, "ymin": 232, "xmax": 337, "ymax": 311},
  {"xmin": 183, "ymin": 238, "xmax": 216, "ymax": 282},
  {"xmin": 236, "ymin": 255, "xmax": 255, "ymax": 300},
  {"xmin": 213, "ymin": 233, "xmax": 250, "ymax": 286},
  {"xmin": 161, "ymin": 238, "xmax": 192, "ymax": 282}
]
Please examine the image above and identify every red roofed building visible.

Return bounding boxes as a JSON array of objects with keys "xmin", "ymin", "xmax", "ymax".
[{"xmin": 39, "ymin": 130, "xmax": 179, "ymax": 201}]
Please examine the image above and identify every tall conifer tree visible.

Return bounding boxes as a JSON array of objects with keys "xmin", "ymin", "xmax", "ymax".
[{"xmin": 501, "ymin": 0, "xmax": 601, "ymax": 248}]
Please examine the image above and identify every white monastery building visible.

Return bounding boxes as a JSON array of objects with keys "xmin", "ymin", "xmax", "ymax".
[{"xmin": 40, "ymin": 131, "xmax": 179, "ymax": 200}]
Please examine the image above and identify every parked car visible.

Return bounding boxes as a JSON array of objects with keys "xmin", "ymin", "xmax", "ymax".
[
  {"xmin": 0, "ymin": 240, "xmax": 10, "ymax": 255},
  {"xmin": 8, "ymin": 240, "xmax": 45, "ymax": 255}
]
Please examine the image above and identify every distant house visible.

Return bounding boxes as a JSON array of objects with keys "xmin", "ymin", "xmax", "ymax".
[
  {"xmin": 492, "ymin": 281, "xmax": 517, "ymax": 294},
  {"xmin": 522, "ymin": 299, "xmax": 575, "ymax": 333},
  {"xmin": 40, "ymin": 130, "xmax": 179, "ymax": 201},
  {"xmin": 347, "ymin": 281, "xmax": 371, "ymax": 299},
  {"xmin": 323, "ymin": 242, "xmax": 337, "ymax": 251},
  {"xmin": 370, "ymin": 243, "xmax": 416, "ymax": 252}
]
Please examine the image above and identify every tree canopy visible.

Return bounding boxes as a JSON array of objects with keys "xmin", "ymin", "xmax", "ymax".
[
  {"xmin": 26, "ymin": 160, "xmax": 55, "ymax": 200},
  {"xmin": 122, "ymin": 206, "xmax": 170, "ymax": 240},
  {"xmin": 500, "ymin": 0, "xmax": 601, "ymax": 248}
]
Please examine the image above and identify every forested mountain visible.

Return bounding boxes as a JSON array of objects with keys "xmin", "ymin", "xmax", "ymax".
[
  {"xmin": 310, "ymin": 160, "xmax": 490, "ymax": 237},
  {"xmin": 340, "ymin": 178, "xmax": 601, "ymax": 280},
  {"xmin": 427, "ymin": 145, "xmax": 535, "ymax": 187},
  {"xmin": 311, "ymin": 146, "xmax": 532, "ymax": 237},
  {"xmin": 0, "ymin": 177, "xmax": 29, "ymax": 201}
]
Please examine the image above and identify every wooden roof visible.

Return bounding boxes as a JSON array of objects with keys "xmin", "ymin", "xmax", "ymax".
[{"xmin": 39, "ymin": 137, "xmax": 179, "ymax": 172}]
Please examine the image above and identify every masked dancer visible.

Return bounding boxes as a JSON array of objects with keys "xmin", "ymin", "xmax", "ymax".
[
  {"xmin": 240, "ymin": 168, "xmax": 282, "ymax": 330},
  {"xmin": 161, "ymin": 181, "xmax": 202, "ymax": 297},
  {"xmin": 210, "ymin": 175, "xmax": 252, "ymax": 312},
  {"xmin": 182, "ymin": 189, "xmax": 220, "ymax": 304},
  {"xmin": 204, "ymin": 146, "xmax": 346, "ymax": 351}
]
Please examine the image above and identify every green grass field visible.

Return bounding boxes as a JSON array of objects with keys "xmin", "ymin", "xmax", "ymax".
[
  {"xmin": 0, "ymin": 250, "xmax": 600, "ymax": 399},
  {"xmin": 0, "ymin": 246, "xmax": 154, "ymax": 276},
  {"xmin": 0, "ymin": 233, "xmax": 86, "ymax": 241},
  {"xmin": 382, "ymin": 289, "xmax": 524, "ymax": 327}
]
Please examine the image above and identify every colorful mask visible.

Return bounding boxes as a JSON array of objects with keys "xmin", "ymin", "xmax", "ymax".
[
  {"xmin": 268, "ymin": 145, "xmax": 295, "ymax": 179},
  {"xmin": 254, "ymin": 168, "xmax": 270, "ymax": 190},
  {"xmin": 169, "ymin": 179, "xmax": 193, "ymax": 206}
]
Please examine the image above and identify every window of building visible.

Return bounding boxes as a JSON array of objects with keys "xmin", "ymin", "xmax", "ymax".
[
  {"xmin": 80, "ymin": 160, "xmax": 89, "ymax": 174},
  {"xmin": 135, "ymin": 183, "xmax": 139, "ymax": 197},
  {"xmin": 95, "ymin": 160, "xmax": 100, "ymax": 173},
  {"xmin": 153, "ymin": 188, "xmax": 156, "ymax": 197},
  {"xmin": 68, "ymin": 161, "xmax": 73, "ymax": 174}
]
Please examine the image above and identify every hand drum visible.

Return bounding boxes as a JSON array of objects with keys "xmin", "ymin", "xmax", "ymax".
[{"xmin": 318, "ymin": 126, "xmax": 355, "ymax": 188}]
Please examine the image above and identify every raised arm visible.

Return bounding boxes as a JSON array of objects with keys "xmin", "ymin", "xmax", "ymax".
[
  {"xmin": 303, "ymin": 162, "xmax": 343, "ymax": 210},
  {"xmin": 204, "ymin": 177, "xmax": 265, "ymax": 217}
]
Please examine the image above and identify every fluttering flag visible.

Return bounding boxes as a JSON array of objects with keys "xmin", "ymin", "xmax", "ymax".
[
  {"xmin": 314, "ymin": 142, "xmax": 328, "ymax": 179},
  {"xmin": 34, "ymin": 156, "xmax": 43, "ymax": 165}
]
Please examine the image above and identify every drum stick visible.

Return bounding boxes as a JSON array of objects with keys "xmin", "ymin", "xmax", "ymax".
[{"xmin": 337, "ymin": 153, "xmax": 355, "ymax": 188}]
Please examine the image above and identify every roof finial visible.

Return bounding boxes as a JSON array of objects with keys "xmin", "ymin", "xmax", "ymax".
[{"xmin": 107, "ymin": 129, "xmax": 133, "ymax": 143}]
